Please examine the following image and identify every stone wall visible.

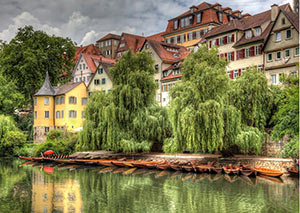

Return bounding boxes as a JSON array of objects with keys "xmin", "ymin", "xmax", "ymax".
[{"xmin": 261, "ymin": 135, "xmax": 289, "ymax": 157}]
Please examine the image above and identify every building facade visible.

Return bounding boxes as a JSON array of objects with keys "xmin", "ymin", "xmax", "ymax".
[
  {"xmin": 33, "ymin": 72, "xmax": 88, "ymax": 143},
  {"xmin": 115, "ymin": 33, "xmax": 146, "ymax": 59},
  {"xmin": 263, "ymin": 9, "xmax": 299, "ymax": 85},
  {"xmin": 162, "ymin": 2, "xmax": 242, "ymax": 50},
  {"xmin": 96, "ymin": 33, "xmax": 121, "ymax": 59}
]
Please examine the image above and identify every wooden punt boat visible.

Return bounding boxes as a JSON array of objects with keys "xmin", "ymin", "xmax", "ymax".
[
  {"xmin": 223, "ymin": 164, "xmax": 239, "ymax": 175},
  {"xmin": 240, "ymin": 165, "xmax": 256, "ymax": 176},
  {"xmin": 132, "ymin": 160, "xmax": 149, "ymax": 168},
  {"xmin": 111, "ymin": 160, "xmax": 134, "ymax": 167},
  {"xmin": 195, "ymin": 165, "xmax": 211, "ymax": 173},
  {"xmin": 169, "ymin": 164, "xmax": 182, "ymax": 171},
  {"xmin": 53, "ymin": 159, "xmax": 77, "ymax": 164},
  {"xmin": 19, "ymin": 156, "xmax": 34, "ymax": 161},
  {"xmin": 254, "ymin": 167, "xmax": 283, "ymax": 177},
  {"xmin": 157, "ymin": 163, "xmax": 170, "ymax": 170},
  {"xmin": 144, "ymin": 160, "xmax": 165, "ymax": 169},
  {"xmin": 287, "ymin": 167, "xmax": 299, "ymax": 177},
  {"xmin": 74, "ymin": 159, "xmax": 102, "ymax": 165},
  {"xmin": 98, "ymin": 160, "xmax": 114, "ymax": 167}
]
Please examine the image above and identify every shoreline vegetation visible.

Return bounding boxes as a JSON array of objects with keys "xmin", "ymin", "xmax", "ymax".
[{"xmin": 0, "ymin": 27, "xmax": 298, "ymax": 160}]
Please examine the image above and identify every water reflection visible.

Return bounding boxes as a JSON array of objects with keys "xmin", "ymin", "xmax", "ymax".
[{"xmin": 0, "ymin": 159, "xmax": 299, "ymax": 213}]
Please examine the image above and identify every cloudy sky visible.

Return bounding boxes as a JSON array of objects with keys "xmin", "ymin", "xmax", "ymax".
[{"xmin": 0, "ymin": 0, "xmax": 292, "ymax": 45}]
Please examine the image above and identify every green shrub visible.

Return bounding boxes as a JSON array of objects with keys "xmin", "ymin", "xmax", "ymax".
[
  {"xmin": 0, "ymin": 130, "xmax": 27, "ymax": 156},
  {"xmin": 13, "ymin": 143, "xmax": 34, "ymax": 156}
]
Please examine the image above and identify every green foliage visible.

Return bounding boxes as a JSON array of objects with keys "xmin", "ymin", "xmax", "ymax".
[
  {"xmin": 34, "ymin": 130, "xmax": 78, "ymax": 156},
  {"xmin": 0, "ymin": 72, "xmax": 25, "ymax": 115},
  {"xmin": 13, "ymin": 143, "xmax": 35, "ymax": 157},
  {"xmin": 0, "ymin": 115, "xmax": 17, "ymax": 140},
  {"xmin": 78, "ymin": 51, "xmax": 172, "ymax": 153},
  {"xmin": 1, "ymin": 131, "xmax": 27, "ymax": 156},
  {"xmin": 0, "ymin": 26, "xmax": 75, "ymax": 103},
  {"xmin": 236, "ymin": 126, "xmax": 264, "ymax": 154},
  {"xmin": 231, "ymin": 68, "xmax": 273, "ymax": 130},
  {"xmin": 14, "ymin": 113, "xmax": 33, "ymax": 142},
  {"xmin": 272, "ymin": 74, "xmax": 299, "ymax": 158},
  {"xmin": 164, "ymin": 46, "xmax": 242, "ymax": 153}
]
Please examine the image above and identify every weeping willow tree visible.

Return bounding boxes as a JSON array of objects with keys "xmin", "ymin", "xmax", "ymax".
[
  {"xmin": 163, "ymin": 46, "xmax": 242, "ymax": 153},
  {"xmin": 78, "ymin": 51, "xmax": 171, "ymax": 152}
]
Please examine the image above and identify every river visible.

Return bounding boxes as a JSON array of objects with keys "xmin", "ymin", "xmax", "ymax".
[{"xmin": 0, "ymin": 159, "xmax": 298, "ymax": 213}]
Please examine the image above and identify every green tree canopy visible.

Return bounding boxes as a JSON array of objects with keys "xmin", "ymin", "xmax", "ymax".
[
  {"xmin": 0, "ymin": 26, "xmax": 75, "ymax": 103},
  {"xmin": 0, "ymin": 72, "xmax": 25, "ymax": 115},
  {"xmin": 77, "ymin": 51, "xmax": 171, "ymax": 152}
]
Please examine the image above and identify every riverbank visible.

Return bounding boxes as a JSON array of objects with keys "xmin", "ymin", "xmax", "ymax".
[{"xmin": 69, "ymin": 151, "xmax": 295, "ymax": 173}]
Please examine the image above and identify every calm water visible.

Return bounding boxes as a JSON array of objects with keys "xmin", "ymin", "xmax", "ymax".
[{"xmin": 0, "ymin": 159, "xmax": 299, "ymax": 213}]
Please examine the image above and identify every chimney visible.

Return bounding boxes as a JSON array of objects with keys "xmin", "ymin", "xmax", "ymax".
[{"xmin": 271, "ymin": 4, "xmax": 279, "ymax": 22}]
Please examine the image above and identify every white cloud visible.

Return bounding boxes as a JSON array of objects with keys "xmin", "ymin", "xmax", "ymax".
[{"xmin": 80, "ymin": 30, "xmax": 99, "ymax": 45}]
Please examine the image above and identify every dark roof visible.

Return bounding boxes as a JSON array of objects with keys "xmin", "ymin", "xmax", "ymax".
[
  {"xmin": 34, "ymin": 72, "xmax": 55, "ymax": 96},
  {"xmin": 55, "ymin": 82, "xmax": 82, "ymax": 96},
  {"xmin": 96, "ymin": 33, "xmax": 121, "ymax": 42}
]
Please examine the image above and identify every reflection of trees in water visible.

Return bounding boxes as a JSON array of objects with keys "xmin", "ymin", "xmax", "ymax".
[
  {"xmin": 0, "ymin": 159, "xmax": 32, "ymax": 212},
  {"xmin": 77, "ymin": 169, "xmax": 299, "ymax": 213}
]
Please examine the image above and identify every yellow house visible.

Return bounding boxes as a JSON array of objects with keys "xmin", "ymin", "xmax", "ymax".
[
  {"xmin": 33, "ymin": 72, "xmax": 88, "ymax": 143},
  {"xmin": 87, "ymin": 62, "xmax": 114, "ymax": 96}
]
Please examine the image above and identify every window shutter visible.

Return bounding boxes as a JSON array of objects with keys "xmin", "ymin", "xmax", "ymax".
[
  {"xmin": 224, "ymin": 36, "xmax": 227, "ymax": 44},
  {"xmin": 216, "ymin": 38, "xmax": 219, "ymax": 46},
  {"xmin": 242, "ymin": 49, "xmax": 245, "ymax": 59},
  {"xmin": 231, "ymin": 34, "xmax": 235, "ymax": 42},
  {"xmin": 250, "ymin": 46, "xmax": 254, "ymax": 56},
  {"xmin": 262, "ymin": 64, "xmax": 264, "ymax": 70},
  {"xmin": 209, "ymin": 41, "xmax": 212, "ymax": 48},
  {"xmin": 230, "ymin": 70, "xmax": 234, "ymax": 79},
  {"xmin": 259, "ymin": 44, "xmax": 263, "ymax": 54},
  {"xmin": 224, "ymin": 53, "xmax": 228, "ymax": 61},
  {"xmin": 232, "ymin": 52, "xmax": 235, "ymax": 61},
  {"xmin": 238, "ymin": 69, "xmax": 241, "ymax": 76},
  {"xmin": 236, "ymin": 51, "xmax": 239, "ymax": 60}
]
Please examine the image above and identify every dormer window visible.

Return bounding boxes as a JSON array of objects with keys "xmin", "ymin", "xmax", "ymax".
[
  {"xmin": 196, "ymin": 13, "xmax": 202, "ymax": 23},
  {"xmin": 163, "ymin": 71, "xmax": 168, "ymax": 77},
  {"xmin": 218, "ymin": 12, "xmax": 223, "ymax": 23},
  {"xmin": 174, "ymin": 20, "xmax": 178, "ymax": 30},
  {"xmin": 245, "ymin": 30, "xmax": 252, "ymax": 39},
  {"xmin": 190, "ymin": 8, "xmax": 195, "ymax": 13},
  {"xmin": 120, "ymin": 43, "xmax": 125, "ymax": 48},
  {"xmin": 254, "ymin": 27, "xmax": 261, "ymax": 36}
]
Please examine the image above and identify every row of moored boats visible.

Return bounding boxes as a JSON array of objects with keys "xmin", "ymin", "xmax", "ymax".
[{"xmin": 20, "ymin": 156, "xmax": 298, "ymax": 177}]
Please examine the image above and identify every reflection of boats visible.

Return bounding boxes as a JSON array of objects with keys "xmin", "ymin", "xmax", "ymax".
[
  {"xmin": 170, "ymin": 164, "xmax": 182, "ymax": 171},
  {"xmin": 240, "ymin": 165, "xmax": 256, "ymax": 177},
  {"xmin": 98, "ymin": 166, "xmax": 117, "ymax": 173},
  {"xmin": 257, "ymin": 175, "xmax": 284, "ymax": 184},
  {"xmin": 211, "ymin": 173, "xmax": 223, "ymax": 181},
  {"xmin": 287, "ymin": 167, "xmax": 299, "ymax": 177},
  {"xmin": 254, "ymin": 167, "xmax": 283, "ymax": 177},
  {"xmin": 199, "ymin": 173, "xmax": 209, "ymax": 181},
  {"xmin": 156, "ymin": 170, "xmax": 170, "ymax": 177},
  {"xmin": 98, "ymin": 160, "xmax": 114, "ymax": 167},
  {"xmin": 170, "ymin": 171, "xmax": 182, "ymax": 179},
  {"xmin": 113, "ymin": 167, "xmax": 127, "ymax": 174},
  {"xmin": 122, "ymin": 167, "xmax": 137, "ymax": 175},
  {"xmin": 224, "ymin": 174, "xmax": 238, "ymax": 183},
  {"xmin": 19, "ymin": 161, "xmax": 37, "ymax": 167},
  {"xmin": 181, "ymin": 173, "xmax": 193, "ymax": 181},
  {"xmin": 182, "ymin": 165, "xmax": 195, "ymax": 172},
  {"xmin": 223, "ymin": 164, "xmax": 239, "ymax": 175},
  {"xmin": 239, "ymin": 175, "xmax": 256, "ymax": 186},
  {"xmin": 133, "ymin": 169, "xmax": 148, "ymax": 175}
]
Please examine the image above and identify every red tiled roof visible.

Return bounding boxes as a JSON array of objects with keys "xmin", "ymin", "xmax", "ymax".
[
  {"xmin": 161, "ymin": 73, "xmax": 182, "ymax": 81},
  {"xmin": 115, "ymin": 33, "xmax": 146, "ymax": 57},
  {"xmin": 75, "ymin": 44, "xmax": 102, "ymax": 62},
  {"xmin": 161, "ymin": 62, "xmax": 183, "ymax": 81},
  {"xmin": 147, "ymin": 32, "xmax": 165, "ymax": 42},
  {"xmin": 96, "ymin": 33, "xmax": 121, "ymax": 42},
  {"xmin": 164, "ymin": 2, "xmax": 239, "ymax": 36},
  {"xmin": 146, "ymin": 39, "xmax": 189, "ymax": 63},
  {"xmin": 81, "ymin": 53, "xmax": 115, "ymax": 73}
]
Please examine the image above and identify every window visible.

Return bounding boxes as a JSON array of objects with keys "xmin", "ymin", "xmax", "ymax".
[
  {"xmin": 218, "ymin": 12, "xmax": 223, "ymax": 23},
  {"xmin": 234, "ymin": 70, "xmax": 238, "ymax": 79},
  {"xmin": 61, "ymin": 110, "xmax": 64, "ymax": 118},
  {"xmin": 295, "ymin": 47, "xmax": 299, "ymax": 56},
  {"xmin": 120, "ymin": 43, "xmax": 125, "ymax": 48},
  {"xmin": 82, "ymin": 98, "xmax": 87, "ymax": 105},
  {"xmin": 56, "ymin": 97, "xmax": 60, "ymax": 105},
  {"xmin": 98, "ymin": 67, "xmax": 103, "ymax": 74},
  {"xmin": 163, "ymin": 71, "xmax": 168, "ymax": 77},
  {"xmin": 108, "ymin": 40, "xmax": 111, "ymax": 45},
  {"xmin": 69, "ymin": 110, "xmax": 77, "ymax": 118},
  {"xmin": 79, "ymin": 77, "xmax": 82, "ymax": 82},
  {"xmin": 117, "ymin": 52, "xmax": 122, "ymax": 57},
  {"xmin": 219, "ymin": 37, "xmax": 224, "ymax": 46},
  {"xmin": 45, "ymin": 127, "xmax": 49, "ymax": 133},
  {"xmin": 75, "ymin": 78, "xmax": 78, "ymax": 82},
  {"xmin": 282, "ymin": 18, "xmax": 285, "ymax": 25},
  {"xmin": 245, "ymin": 48, "xmax": 250, "ymax": 58},
  {"xmin": 285, "ymin": 49, "xmax": 290, "ymax": 58},
  {"xmin": 56, "ymin": 111, "xmax": 60, "ymax": 119},
  {"xmin": 167, "ymin": 38, "xmax": 171, "ymax": 44},
  {"xmin": 44, "ymin": 97, "xmax": 49, "ymax": 105},
  {"xmin": 34, "ymin": 98, "xmax": 37, "ymax": 106},
  {"xmin": 114, "ymin": 40, "xmax": 117, "ymax": 45},
  {"xmin": 180, "ymin": 19, "xmax": 185, "ymax": 28},
  {"xmin": 173, "ymin": 69, "xmax": 180, "ymax": 75},
  {"xmin": 102, "ymin": 78, "xmax": 106, "ymax": 84},
  {"xmin": 212, "ymin": 39, "xmax": 216, "ymax": 47},
  {"xmin": 254, "ymin": 45, "xmax": 260, "ymax": 56},
  {"xmin": 275, "ymin": 32, "xmax": 281, "ymax": 42},
  {"xmin": 44, "ymin": 111, "xmax": 49, "ymax": 118},
  {"xmin": 174, "ymin": 20, "xmax": 178, "ymax": 30},
  {"xmin": 245, "ymin": 30, "xmax": 252, "ymax": 39},
  {"xmin": 34, "ymin": 111, "xmax": 37, "ymax": 119},
  {"xmin": 286, "ymin": 29, "xmax": 291, "ymax": 39},
  {"xmin": 83, "ymin": 64, "xmax": 85, "ymax": 69},
  {"xmin": 94, "ymin": 79, "xmax": 100, "ymax": 85},
  {"xmin": 197, "ymin": 13, "xmax": 202, "ymax": 23},
  {"xmin": 174, "ymin": 36, "xmax": 177, "ymax": 44},
  {"xmin": 267, "ymin": 53, "xmax": 272, "ymax": 61},
  {"xmin": 276, "ymin": 51, "xmax": 281, "ymax": 60},
  {"xmin": 271, "ymin": 74, "xmax": 277, "ymax": 84},
  {"xmin": 83, "ymin": 76, "xmax": 85, "ymax": 82},
  {"xmin": 180, "ymin": 34, "xmax": 185, "ymax": 43},
  {"xmin": 257, "ymin": 65, "xmax": 263, "ymax": 72},
  {"xmin": 60, "ymin": 97, "xmax": 65, "ymax": 104},
  {"xmin": 196, "ymin": 31, "xmax": 200, "ymax": 39},
  {"xmin": 69, "ymin": 96, "xmax": 77, "ymax": 104},
  {"xmin": 254, "ymin": 27, "xmax": 261, "ymax": 36},
  {"xmin": 227, "ymin": 71, "xmax": 230, "ymax": 78},
  {"xmin": 80, "ymin": 64, "xmax": 82, "ymax": 70},
  {"xmin": 228, "ymin": 52, "xmax": 233, "ymax": 61},
  {"xmin": 82, "ymin": 111, "xmax": 85, "ymax": 118},
  {"xmin": 189, "ymin": 32, "xmax": 193, "ymax": 41}
]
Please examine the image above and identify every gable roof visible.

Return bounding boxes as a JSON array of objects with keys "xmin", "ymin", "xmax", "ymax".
[
  {"xmin": 147, "ymin": 32, "xmax": 165, "ymax": 42},
  {"xmin": 161, "ymin": 61, "xmax": 183, "ymax": 81},
  {"xmin": 55, "ymin": 82, "xmax": 83, "ymax": 96},
  {"xmin": 143, "ymin": 39, "xmax": 190, "ymax": 63},
  {"xmin": 81, "ymin": 53, "xmax": 116, "ymax": 74},
  {"xmin": 87, "ymin": 62, "xmax": 114, "ymax": 88},
  {"xmin": 34, "ymin": 72, "xmax": 55, "ymax": 96},
  {"xmin": 115, "ymin": 33, "xmax": 146, "ymax": 57},
  {"xmin": 96, "ymin": 33, "xmax": 121, "ymax": 42},
  {"xmin": 75, "ymin": 44, "xmax": 102, "ymax": 63}
]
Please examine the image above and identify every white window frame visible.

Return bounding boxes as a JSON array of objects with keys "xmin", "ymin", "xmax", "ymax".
[
  {"xmin": 295, "ymin": 47, "xmax": 299, "ymax": 56},
  {"xmin": 276, "ymin": 51, "xmax": 281, "ymax": 60},
  {"xmin": 197, "ymin": 13, "xmax": 201, "ymax": 23},
  {"xmin": 275, "ymin": 32, "xmax": 281, "ymax": 42},
  {"xmin": 44, "ymin": 111, "xmax": 49, "ymax": 119},
  {"xmin": 245, "ymin": 48, "xmax": 250, "ymax": 58},
  {"xmin": 180, "ymin": 34, "xmax": 185, "ymax": 43},
  {"xmin": 286, "ymin": 29, "xmax": 291, "ymax": 39},
  {"xmin": 245, "ymin": 30, "xmax": 252, "ymax": 39},
  {"xmin": 44, "ymin": 97, "xmax": 49, "ymax": 105},
  {"xmin": 285, "ymin": 49, "xmax": 290, "ymax": 58},
  {"xmin": 271, "ymin": 74, "xmax": 277, "ymax": 85},
  {"xmin": 267, "ymin": 53, "xmax": 272, "ymax": 62},
  {"xmin": 233, "ymin": 70, "xmax": 238, "ymax": 79},
  {"xmin": 254, "ymin": 27, "xmax": 261, "ymax": 36},
  {"xmin": 174, "ymin": 20, "xmax": 178, "ymax": 30}
]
